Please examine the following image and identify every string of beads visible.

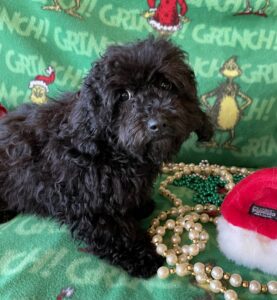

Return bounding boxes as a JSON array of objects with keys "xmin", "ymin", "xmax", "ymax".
[{"xmin": 149, "ymin": 161, "xmax": 277, "ymax": 299}]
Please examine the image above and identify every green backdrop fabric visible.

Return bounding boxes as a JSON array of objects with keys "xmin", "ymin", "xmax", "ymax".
[
  {"xmin": 1, "ymin": 176, "xmax": 277, "ymax": 300},
  {"xmin": 0, "ymin": 1, "xmax": 277, "ymax": 299},
  {"xmin": 0, "ymin": 0, "xmax": 276, "ymax": 168}
]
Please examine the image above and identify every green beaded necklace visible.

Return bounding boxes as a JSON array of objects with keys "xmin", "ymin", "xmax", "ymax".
[{"xmin": 172, "ymin": 174, "xmax": 245, "ymax": 206}]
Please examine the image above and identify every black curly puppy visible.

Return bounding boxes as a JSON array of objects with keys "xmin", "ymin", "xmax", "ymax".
[{"xmin": 0, "ymin": 37, "xmax": 213, "ymax": 278}]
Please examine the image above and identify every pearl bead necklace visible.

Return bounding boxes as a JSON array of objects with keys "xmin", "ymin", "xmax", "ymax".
[{"xmin": 149, "ymin": 161, "xmax": 277, "ymax": 299}]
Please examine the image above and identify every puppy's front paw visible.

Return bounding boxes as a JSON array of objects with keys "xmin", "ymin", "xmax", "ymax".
[
  {"xmin": 126, "ymin": 245, "xmax": 165, "ymax": 278},
  {"xmin": 133, "ymin": 200, "xmax": 156, "ymax": 220}
]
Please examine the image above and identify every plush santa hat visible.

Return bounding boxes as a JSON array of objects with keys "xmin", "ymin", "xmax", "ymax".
[
  {"xmin": 217, "ymin": 168, "xmax": 277, "ymax": 275},
  {"xmin": 29, "ymin": 66, "xmax": 55, "ymax": 92}
]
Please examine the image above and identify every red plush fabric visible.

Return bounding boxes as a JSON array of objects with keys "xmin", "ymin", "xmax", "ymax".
[
  {"xmin": 221, "ymin": 168, "xmax": 277, "ymax": 239},
  {"xmin": 148, "ymin": 0, "xmax": 188, "ymax": 26},
  {"xmin": 0, "ymin": 104, "xmax": 7, "ymax": 118}
]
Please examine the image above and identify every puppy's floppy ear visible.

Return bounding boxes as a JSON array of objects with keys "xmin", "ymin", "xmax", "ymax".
[
  {"xmin": 63, "ymin": 84, "xmax": 101, "ymax": 157},
  {"xmin": 69, "ymin": 57, "xmax": 116, "ymax": 146},
  {"xmin": 177, "ymin": 59, "xmax": 214, "ymax": 142},
  {"xmin": 194, "ymin": 109, "xmax": 214, "ymax": 142},
  {"xmin": 175, "ymin": 62, "xmax": 213, "ymax": 141},
  {"xmin": 70, "ymin": 86, "xmax": 99, "ymax": 135}
]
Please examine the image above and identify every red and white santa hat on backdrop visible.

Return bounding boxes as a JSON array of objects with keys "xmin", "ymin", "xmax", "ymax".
[
  {"xmin": 29, "ymin": 66, "xmax": 55, "ymax": 92},
  {"xmin": 217, "ymin": 167, "xmax": 277, "ymax": 275}
]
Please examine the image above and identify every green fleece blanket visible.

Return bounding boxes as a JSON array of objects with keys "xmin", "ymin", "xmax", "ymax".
[
  {"xmin": 0, "ymin": 177, "xmax": 276, "ymax": 300},
  {"xmin": 0, "ymin": 0, "xmax": 277, "ymax": 299}
]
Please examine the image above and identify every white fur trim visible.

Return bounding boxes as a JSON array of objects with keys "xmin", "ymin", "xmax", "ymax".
[
  {"xmin": 148, "ymin": 19, "xmax": 182, "ymax": 32},
  {"xmin": 29, "ymin": 80, "xmax": 49, "ymax": 92},
  {"xmin": 217, "ymin": 217, "xmax": 277, "ymax": 275}
]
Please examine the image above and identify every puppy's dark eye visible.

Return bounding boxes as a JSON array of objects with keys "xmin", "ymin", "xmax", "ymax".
[
  {"xmin": 118, "ymin": 89, "xmax": 132, "ymax": 101},
  {"xmin": 159, "ymin": 79, "xmax": 172, "ymax": 90}
]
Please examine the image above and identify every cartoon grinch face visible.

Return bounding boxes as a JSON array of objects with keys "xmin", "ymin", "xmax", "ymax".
[
  {"xmin": 30, "ymin": 85, "xmax": 47, "ymax": 104},
  {"xmin": 29, "ymin": 66, "xmax": 55, "ymax": 104},
  {"xmin": 220, "ymin": 57, "xmax": 242, "ymax": 78}
]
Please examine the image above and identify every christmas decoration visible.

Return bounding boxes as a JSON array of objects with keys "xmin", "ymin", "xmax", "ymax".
[
  {"xmin": 29, "ymin": 66, "xmax": 56, "ymax": 104},
  {"xmin": 149, "ymin": 162, "xmax": 277, "ymax": 298},
  {"xmin": 217, "ymin": 167, "xmax": 277, "ymax": 275}
]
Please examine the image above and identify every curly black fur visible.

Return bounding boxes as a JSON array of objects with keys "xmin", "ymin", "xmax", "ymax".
[{"xmin": 0, "ymin": 37, "xmax": 213, "ymax": 278}]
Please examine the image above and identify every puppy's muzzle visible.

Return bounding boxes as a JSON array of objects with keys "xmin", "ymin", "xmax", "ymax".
[{"xmin": 147, "ymin": 118, "xmax": 167, "ymax": 134}]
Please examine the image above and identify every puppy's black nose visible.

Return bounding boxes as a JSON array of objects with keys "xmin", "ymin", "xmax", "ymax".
[{"xmin": 147, "ymin": 118, "xmax": 167, "ymax": 133}]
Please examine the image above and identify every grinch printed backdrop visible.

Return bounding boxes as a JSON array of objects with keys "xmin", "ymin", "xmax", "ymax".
[
  {"xmin": 0, "ymin": 1, "xmax": 277, "ymax": 300},
  {"xmin": 0, "ymin": 0, "xmax": 276, "ymax": 168}
]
